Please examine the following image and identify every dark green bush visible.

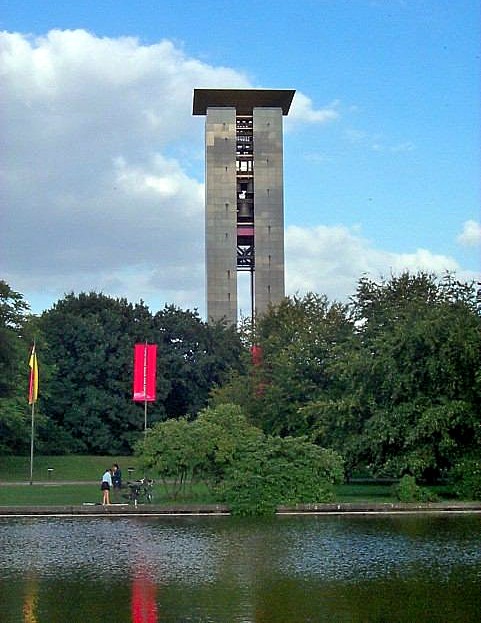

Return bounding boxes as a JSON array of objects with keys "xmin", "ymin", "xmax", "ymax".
[
  {"xmin": 392, "ymin": 475, "xmax": 438, "ymax": 503},
  {"xmin": 221, "ymin": 436, "xmax": 344, "ymax": 516},
  {"xmin": 449, "ymin": 454, "xmax": 481, "ymax": 500}
]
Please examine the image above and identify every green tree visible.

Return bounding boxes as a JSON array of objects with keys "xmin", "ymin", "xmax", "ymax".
[
  {"xmin": 218, "ymin": 274, "xmax": 480, "ymax": 482},
  {"xmin": 38, "ymin": 293, "xmax": 245, "ymax": 454},
  {"xmin": 193, "ymin": 403, "xmax": 263, "ymax": 488},
  {"xmin": 0, "ymin": 280, "xmax": 29, "ymax": 398},
  {"xmin": 137, "ymin": 403, "xmax": 343, "ymax": 515},
  {"xmin": 138, "ymin": 403, "xmax": 261, "ymax": 498},
  {"xmin": 0, "ymin": 281, "xmax": 35, "ymax": 453},
  {"xmin": 449, "ymin": 452, "xmax": 481, "ymax": 500},
  {"xmin": 221, "ymin": 435, "xmax": 344, "ymax": 516},
  {"xmin": 39, "ymin": 292, "xmax": 158, "ymax": 453},
  {"xmin": 154, "ymin": 306, "xmax": 245, "ymax": 418},
  {"xmin": 139, "ymin": 417, "xmax": 208, "ymax": 499},
  {"xmin": 249, "ymin": 293, "xmax": 353, "ymax": 436},
  {"xmin": 331, "ymin": 272, "xmax": 481, "ymax": 479}
]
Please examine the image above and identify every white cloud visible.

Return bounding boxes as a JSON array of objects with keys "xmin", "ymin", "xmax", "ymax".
[
  {"xmin": 285, "ymin": 225, "xmax": 469, "ymax": 303},
  {"xmin": 1, "ymin": 29, "xmax": 249, "ymax": 312},
  {"xmin": 1, "ymin": 29, "xmax": 346, "ymax": 316},
  {"xmin": 287, "ymin": 93, "xmax": 339, "ymax": 127},
  {"xmin": 457, "ymin": 220, "xmax": 481, "ymax": 247},
  {"xmin": 1, "ymin": 29, "xmax": 472, "ymax": 317},
  {"xmin": 344, "ymin": 128, "xmax": 414, "ymax": 153}
]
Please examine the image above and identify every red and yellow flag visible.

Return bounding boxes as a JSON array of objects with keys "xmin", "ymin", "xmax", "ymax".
[{"xmin": 28, "ymin": 345, "xmax": 39, "ymax": 405}]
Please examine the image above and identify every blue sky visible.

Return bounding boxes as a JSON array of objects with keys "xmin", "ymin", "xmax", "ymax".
[{"xmin": 1, "ymin": 0, "xmax": 479, "ymax": 317}]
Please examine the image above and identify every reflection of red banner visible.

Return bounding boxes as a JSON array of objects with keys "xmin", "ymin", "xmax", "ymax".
[
  {"xmin": 251, "ymin": 344, "xmax": 263, "ymax": 367},
  {"xmin": 133, "ymin": 344, "xmax": 157, "ymax": 402},
  {"xmin": 131, "ymin": 573, "xmax": 158, "ymax": 623}
]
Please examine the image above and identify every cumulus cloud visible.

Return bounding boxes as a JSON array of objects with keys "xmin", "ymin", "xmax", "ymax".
[
  {"xmin": 287, "ymin": 93, "xmax": 339, "ymax": 127},
  {"xmin": 0, "ymin": 29, "xmax": 471, "ymax": 316},
  {"xmin": 1, "ymin": 29, "xmax": 247, "ymax": 310},
  {"xmin": 457, "ymin": 220, "xmax": 481, "ymax": 247},
  {"xmin": 344, "ymin": 128, "xmax": 414, "ymax": 153},
  {"xmin": 1, "ymin": 29, "xmax": 346, "ymax": 314},
  {"xmin": 285, "ymin": 225, "xmax": 468, "ymax": 303}
]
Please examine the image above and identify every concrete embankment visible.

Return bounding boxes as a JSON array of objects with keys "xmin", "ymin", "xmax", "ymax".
[{"xmin": 0, "ymin": 502, "xmax": 480, "ymax": 517}]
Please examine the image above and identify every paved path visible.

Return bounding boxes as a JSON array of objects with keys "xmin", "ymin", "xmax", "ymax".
[{"xmin": 0, "ymin": 480, "xmax": 98, "ymax": 486}]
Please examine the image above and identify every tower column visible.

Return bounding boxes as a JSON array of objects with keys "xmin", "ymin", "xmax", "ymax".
[
  {"xmin": 253, "ymin": 107, "xmax": 285, "ymax": 315},
  {"xmin": 205, "ymin": 107, "xmax": 237, "ymax": 324}
]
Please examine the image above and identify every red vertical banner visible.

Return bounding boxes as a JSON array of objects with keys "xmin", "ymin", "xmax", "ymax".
[{"xmin": 133, "ymin": 344, "xmax": 157, "ymax": 402}]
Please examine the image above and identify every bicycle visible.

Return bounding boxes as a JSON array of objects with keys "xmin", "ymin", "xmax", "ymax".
[{"xmin": 124, "ymin": 477, "xmax": 154, "ymax": 506}]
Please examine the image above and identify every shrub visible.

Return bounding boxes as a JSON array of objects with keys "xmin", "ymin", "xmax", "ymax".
[
  {"xmin": 392, "ymin": 474, "xmax": 438, "ymax": 503},
  {"xmin": 137, "ymin": 403, "xmax": 344, "ymax": 515},
  {"xmin": 221, "ymin": 436, "xmax": 344, "ymax": 516},
  {"xmin": 449, "ymin": 454, "xmax": 481, "ymax": 500}
]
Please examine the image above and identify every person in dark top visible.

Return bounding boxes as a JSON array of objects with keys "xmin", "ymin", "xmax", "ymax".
[{"xmin": 112, "ymin": 463, "xmax": 122, "ymax": 501}]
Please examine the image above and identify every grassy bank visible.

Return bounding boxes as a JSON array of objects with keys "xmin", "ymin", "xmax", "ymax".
[
  {"xmin": 0, "ymin": 455, "xmax": 142, "ymax": 482},
  {"xmin": 0, "ymin": 456, "xmax": 459, "ymax": 506},
  {"xmin": 0, "ymin": 481, "xmax": 217, "ymax": 506},
  {"xmin": 0, "ymin": 482, "xmax": 457, "ymax": 506}
]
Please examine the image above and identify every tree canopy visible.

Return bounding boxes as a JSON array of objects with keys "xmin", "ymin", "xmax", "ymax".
[
  {"xmin": 1, "ymin": 272, "xmax": 479, "ymax": 491},
  {"xmin": 35, "ymin": 292, "xmax": 244, "ymax": 454},
  {"xmin": 0, "ymin": 281, "xmax": 34, "ymax": 453},
  {"xmin": 215, "ymin": 272, "xmax": 481, "ymax": 481}
]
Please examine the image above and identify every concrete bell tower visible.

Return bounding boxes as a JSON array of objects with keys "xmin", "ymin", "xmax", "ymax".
[{"xmin": 193, "ymin": 88, "xmax": 295, "ymax": 325}]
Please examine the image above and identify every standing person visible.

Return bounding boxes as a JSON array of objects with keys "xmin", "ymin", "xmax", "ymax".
[
  {"xmin": 112, "ymin": 463, "xmax": 122, "ymax": 501},
  {"xmin": 101, "ymin": 468, "xmax": 112, "ymax": 505}
]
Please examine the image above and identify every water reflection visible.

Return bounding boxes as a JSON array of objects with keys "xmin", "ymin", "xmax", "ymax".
[
  {"xmin": 0, "ymin": 514, "xmax": 480, "ymax": 622},
  {"xmin": 131, "ymin": 568, "xmax": 157, "ymax": 623},
  {"xmin": 22, "ymin": 575, "xmax": 38, "ymax": 623}
]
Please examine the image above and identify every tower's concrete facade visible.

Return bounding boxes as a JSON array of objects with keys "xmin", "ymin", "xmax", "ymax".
[{"xmin": 193, "ymin": 89, "xmax": 295, "ymax": 325}]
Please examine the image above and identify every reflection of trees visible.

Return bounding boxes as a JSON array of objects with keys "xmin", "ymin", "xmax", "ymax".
[
  {"xmin": 23, "ymin": 574, "xmax": 38, "ymax": 623},
  {"xmin": 211, "ymin": 517, "xmax": 293, "ymax": 621}
]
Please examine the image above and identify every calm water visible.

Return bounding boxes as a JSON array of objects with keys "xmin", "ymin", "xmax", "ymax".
[{"xmin": 0, "ymin": 513, "xmax": 480, "ymax": 622}]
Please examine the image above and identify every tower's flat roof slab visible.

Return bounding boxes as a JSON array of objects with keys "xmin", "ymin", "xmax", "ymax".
[{"xmin": 193, "ymin": 88, "xmax": 295, "ymax": 115}]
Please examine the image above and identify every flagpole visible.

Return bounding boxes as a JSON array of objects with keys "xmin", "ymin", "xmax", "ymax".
[
  {"xmin": 133, "ymin": 342, "xmax": 156, "ymax": 438},
  {"xmin": 29, "ymin": 400, "xmax": 35, "ymax": 485},
  {"xmin": 28, "ymin": 341, "xmax": 38, "ymax": 486}
]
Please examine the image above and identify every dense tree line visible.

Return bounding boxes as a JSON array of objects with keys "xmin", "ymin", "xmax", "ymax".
[
  {"xmin": 212, "ymin": 272, "xmax": 481, "ymax": 483},
  {"xmin": 0, "ymin": 285, "xmax": 243, "ymax": 454},
  {"xmin": 1, "ymin": 272, "xmax": 480, "ymax": 490}
]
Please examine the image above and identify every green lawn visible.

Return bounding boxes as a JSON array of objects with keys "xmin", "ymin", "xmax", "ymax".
[
  {"xmin": 0, "ymin": 456, "xmax": 458, "ymax": 506},
  {"xmin": 334, "ymin": 481, "xmax": 456, "ymax": 503},
  {"xmin": 0, "ymin": 480, "xmax": 457, "ymax": 507},
  {"xmin": 0, "ymin": 455, "xmax": 142, "ymax": 482},
  {"xmin": 334, "ymin": 482, "xmax": 396, "ymax": 503},
  {"xmin": 0, "ymin": 484, "xmax": 103, "ymax": 506},
  {"xmin": 0, "ymin": 481, "xmax": 218, "ymax": 506}
]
